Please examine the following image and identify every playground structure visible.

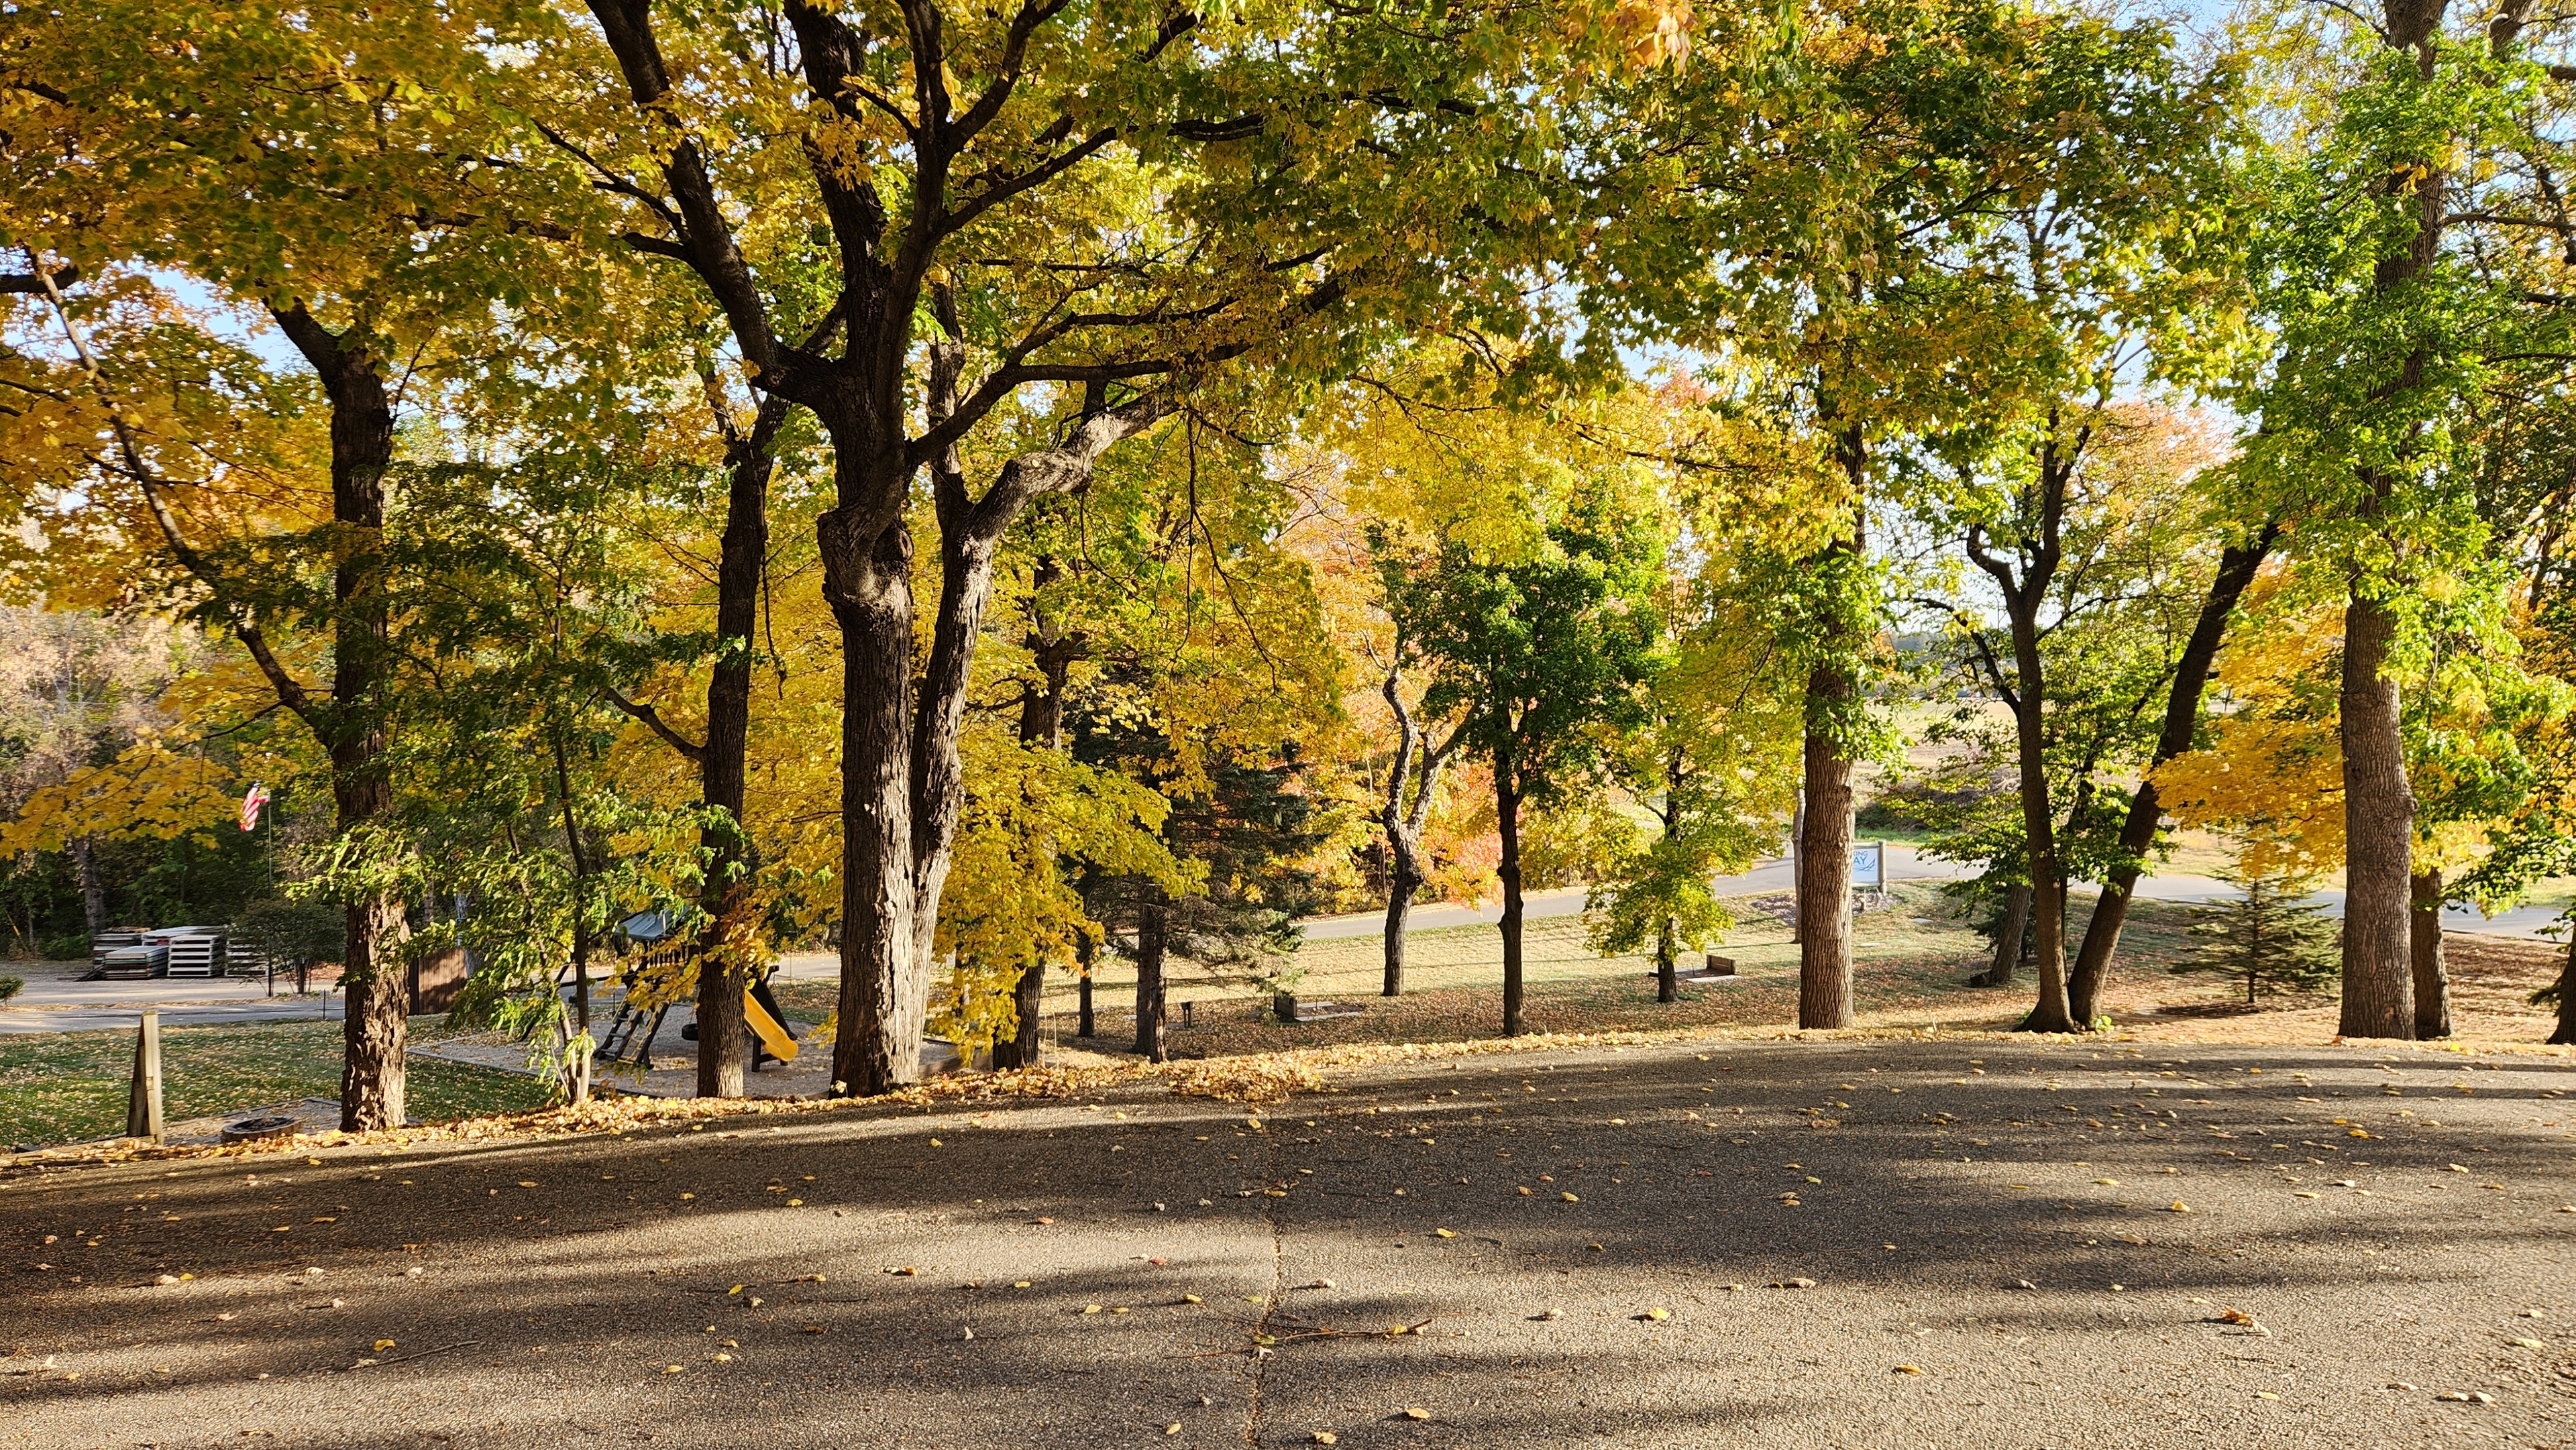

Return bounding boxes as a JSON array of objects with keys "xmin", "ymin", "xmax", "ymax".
[{"xmin": 588, "ymin": 934, "xmax": 800, "ymax": 1075}]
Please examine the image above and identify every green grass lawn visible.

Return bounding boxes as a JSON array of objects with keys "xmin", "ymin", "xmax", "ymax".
[{"xmin": 0, "ymin": 1017, "xmax": 549, "ymax": 1148}]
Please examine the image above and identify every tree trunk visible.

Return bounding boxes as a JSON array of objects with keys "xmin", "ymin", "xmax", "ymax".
[
  {"xmin": 825, "ymin": 516, "xmax": 923, "ymax": 1097},
  {"xmin": 2548, "ymin": 928, "xmax": 2576, "ymax": 1046},
  {"xmin": 1957, "ymin": 433, "xmax": 2080, "ymax": 1035},
  {"xmin": 1796, "ymin": 670, "xmax": 1856, "ymax": 1030},
  {"xmin": 690, "ymin": 401, "xmax": 788, "ymax": 1101},
  {"xmin": 893, "ymin": 390, "xmax": 1170, "ymax": 1088},
  {"xmin": 2008, "ymin": 628, "xmax": 2079, "ymax": 1035},
  {"xmin": 2334, "ymin": 0, "xmax": 2447, "ymax": 1040},
  {"xmin": 1377, "ymin": 667, "xmax": 1454, "ymax": 998},
  {"xmin": 551, "ymin": 733, "xmax": 594, "ymax": 1107},
  {"xmin": 2339, "ymin": 594, "xmax": 2415, "ymax": 1039},
  {"xmin": 906, "ymin": 526, "xmax": 999, "ymax": 1027},
  {"xmin": 1133, "ymin": 887, "xmax": 1167, "ymax": 1062},
  {"xmin": 1077, "ymin": 930, "xmax": 1095, "ymax": 1039},
  {"xmin": 2067, "ymin": 525, "xmax": 2277, "ymax": 1019},
  {"xmin": 2410, "ymin": 867, "xmax": 2451, "ymax": 1040},
  {"xmin": 72, "ymin": 835, "xmax": 106, "ymax": 938},
  {"xmin": 1656, "ymin": 913, "xmax": 1678, "ymax": 1003},
  {"xmin": 1383, "ymin": 874, "xmax": 1415, "ymax": 998},
  {"xmin": 1496, "ymin": 752, "xmax": 1527, "ymax": 1036},
  {"xmin": 270, "ymin": 305, "xmax": 407, "ymax": 1133},
  {"xmin": 994, "ymin": 584, "xmax": 1077, "ymax": 1075},
  {"xmin": 1796, "ymin": 432, "xmax": 1865, "ymax": 1029},
  {"xmin": 995, "ymin": 959, "xmax": 1046, "ymax": 1069},
  {"xmin": 1978, "ymin": 884, "xmax": 2033, "ymax": 987}
]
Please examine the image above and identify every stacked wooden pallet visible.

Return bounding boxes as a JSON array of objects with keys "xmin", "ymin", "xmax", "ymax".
[{"xmin": 163, "ymin": 928, "xmax": 227, "ymax": 977}]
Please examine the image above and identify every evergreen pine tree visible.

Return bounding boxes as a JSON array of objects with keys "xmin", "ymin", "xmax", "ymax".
[{"xmin": 2178, "ymin": 870, "xmax": 2341, "ymax": 1005}]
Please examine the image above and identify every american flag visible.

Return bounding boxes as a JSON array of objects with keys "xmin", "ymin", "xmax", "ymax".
[{"xmin": 239, "ymin": 781, "xmax": 270, "ymax": 832}]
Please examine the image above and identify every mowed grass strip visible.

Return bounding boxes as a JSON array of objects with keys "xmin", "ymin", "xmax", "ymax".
[{"xmin": 0, "ymin": 1016, "xmax": 549, "ymax": 1147}]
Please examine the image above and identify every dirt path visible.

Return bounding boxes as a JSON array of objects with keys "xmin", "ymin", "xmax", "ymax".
[{"xmin": 3, "ymin": 1039, "xmax": 2572, "ymax": 1449}]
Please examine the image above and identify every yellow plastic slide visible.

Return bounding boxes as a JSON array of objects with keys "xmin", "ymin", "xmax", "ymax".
[{"xmin": 744, "ymin": 986, "xmax": 800, "ymax": 1062}]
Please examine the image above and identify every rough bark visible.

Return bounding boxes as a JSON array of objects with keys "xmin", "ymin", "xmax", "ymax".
[
  {"xmin": 270, "ymin": 304, "xmax": 408, "ymax": 1131},
  {"xmin": 1796, "ymin": 671, "xmax": 1856, "ymax": 1030},
  {"xmin": 825, "ymin": 516, "xmax": 923, "ymax": 1097},
  {"xmin": 995, "ymin": 960, "xmax": 1046, "ymax": 1070},
  {"xmin": 686, "ymin": 390, "xmax": 798, "ymax": 1100},
  {"xmin": 2410, "ymin": 867, "xmax": 2451, "ymax": 1040},
  {"xmin": 1963, "ymin": 428, "xmax": 2081, "ymax": 1034},
  {"xmin": 1383, "ymin": 874, "xmax": 1417, "ymax": 998},
  {"xmin": 2004, "ymin": 647, "xmax": 2076, "ymax": 1033},
  {"xmin": 1377, "ymin": 667, "xmax": 1460, "ymax": 997},
  {"xmin": 72, "ymin": 835, "xmax": 106, "ymax": 938},
  {"xmin": 2334, "ymin": 0, "xmax": 2451, "ymax": 1040},
  {"xmin": 1977, "ymin": 884, "xmax": 2033, "ymax": 987},
  {"xmin": 1132, "ymin": 887, "xmax": 1167, "ymax": 1062},
  {"xmin": 2340, "ymin": 595, "xmax": 2416, "ymax": 1039},
  {"xmin": 1796, "ymin": 432, "xmax": 1864, "ymax": 1029},
  {"xmin": 1496, "ymin": 752, "xmax": 1527, "ymax": 1036},
  {"xmin": 2066, "ymin": 524, "xmax": 2278, "ymax": 1019}
]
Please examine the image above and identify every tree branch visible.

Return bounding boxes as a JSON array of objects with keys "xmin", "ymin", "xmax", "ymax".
[
  {"xmin": 28, "ymin": 257, "xmax": 317, "ymax": 726},
  {"xmin": 604, "ymin": 683, "xmax": 708, "ymax": 763}
]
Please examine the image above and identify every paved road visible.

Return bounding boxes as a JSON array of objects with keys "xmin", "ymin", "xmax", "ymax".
[{"xmin": 3, "ymin": 1038, "xmax": 2570, "ymax": 1448}]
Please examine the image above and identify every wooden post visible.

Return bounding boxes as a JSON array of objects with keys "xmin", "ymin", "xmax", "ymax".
[{"xmin": 127, "ymin": 1011, "xmax": 164, "ymax": 1143}]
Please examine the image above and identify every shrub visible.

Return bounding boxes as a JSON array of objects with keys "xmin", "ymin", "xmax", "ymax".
[
  {"xmin": 0, "ymin": 976, "xmax": 22, "ymax": 1004},
  {"xmin": 42, "ymin": 934, "xmax": 90, "ymax": 961}
]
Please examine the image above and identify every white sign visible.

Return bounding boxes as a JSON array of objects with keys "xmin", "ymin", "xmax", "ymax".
[{"xmin": 1851, "ymin": 842, "xmax": 1887, "ymax": 892}]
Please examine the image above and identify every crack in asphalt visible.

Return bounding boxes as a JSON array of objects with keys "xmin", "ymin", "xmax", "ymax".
[{"xmin": 1244, "ymin": 1116, "xmax": 1285, "ymax": 1449}]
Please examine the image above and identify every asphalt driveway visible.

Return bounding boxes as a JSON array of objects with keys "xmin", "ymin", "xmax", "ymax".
[{"xmin": 2, "ymin": 1038, "xmax": 2571, "ymax": 1449}]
